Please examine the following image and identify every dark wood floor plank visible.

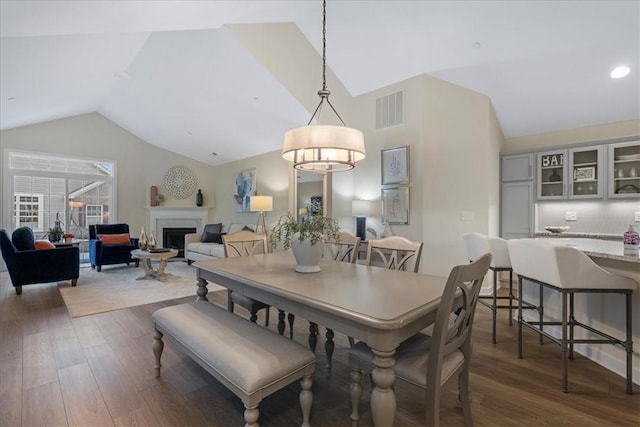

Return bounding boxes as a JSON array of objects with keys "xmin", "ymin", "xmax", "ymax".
[
  {"xmin": 0, "ymin": 319, "xmax": 23, "ymax": 361},
  {"xmin": 22, "ymin": 380, "xmax": 68, "ymax": 426},
  {"xmin": 72, "ymin": 315, "xmax": 106, "ymax": 348},
  {"xmin": 0, "ymin": 356, "xmax": 22, "ymax": 426},
  {"xmin": 83, "ymin": 343, "xmax": 147, "ymax": 419},
  {"xmin": 58, "ymin": 362, "xmax": 114, "ymax": 426},
  {"xmin": 113, "ymin": 405, "xmax": 160, "ymax": 427},
  {"xmin": 22, "ymin": 331, "xmax": 58, "ymax": 390},
  {"xmin": 51, "ymin": 336, "xmax": 86, "ymax": 370}
]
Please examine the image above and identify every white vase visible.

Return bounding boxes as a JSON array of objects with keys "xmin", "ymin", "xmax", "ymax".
[{"xmin": 290, "ymin": 233, "xmax": 324, "ymax": 273}]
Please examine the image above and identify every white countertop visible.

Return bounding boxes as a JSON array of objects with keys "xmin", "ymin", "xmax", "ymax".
[{"xmin": 534, "ymin": 237, "xmax": 640, "ymax": 264}]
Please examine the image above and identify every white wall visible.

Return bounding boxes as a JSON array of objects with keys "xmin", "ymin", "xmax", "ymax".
[
  {"xmin": 0, "ymin": 113, "xmax": 217, "ymax": 235},
  {"xmin": 209, "ymin": 149, "xmax": 291, "ymax": 231}
]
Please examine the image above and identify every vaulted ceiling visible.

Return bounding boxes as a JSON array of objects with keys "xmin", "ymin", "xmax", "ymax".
[{"xmin": 1, "ymin": 1, "xmax": 638, "ymax": 166}]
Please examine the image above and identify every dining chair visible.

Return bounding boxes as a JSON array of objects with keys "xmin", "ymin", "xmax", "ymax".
[
  {"xmin": 223, "ymin": 231, "xmax": 270, "ymax": 326},
  {"xmin": 311, "ymin": 232, "xmax": 361, "ymax": 369},
  {"xmin": 508, "ymin": 238, "xmax": 636, "ymax": 394},
  {"xmin": 463, "ymin": 232, "xmax": 520, "ymax": 343},
  {"xmin": 365, "ymin": 236, "xmax": 423, "ymax": 272},
  {"xmin": 348, "ymin": 252, "xmax": 492, "ymax": 426}
]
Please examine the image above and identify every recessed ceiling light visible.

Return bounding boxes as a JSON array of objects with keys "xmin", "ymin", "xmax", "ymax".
[
  {"xmin": 7, "ymin": 97, "xmax": 16, "ymax": 101},
  {"xmin": 610, "ymin": 65, "xmax": 630, "ymax": 79},
  {"xmin": 472, "ymin": 42, "xmax": 481, "ymax": 50}
]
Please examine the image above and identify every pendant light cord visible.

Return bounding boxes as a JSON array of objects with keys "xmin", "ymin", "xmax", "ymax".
[{"xmin": 307, "ymin": 0, "xmax": 346, "ymax": 127}]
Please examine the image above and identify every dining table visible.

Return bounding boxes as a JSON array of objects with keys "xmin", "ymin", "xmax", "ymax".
[{"xmin": 193, "ymin": 251, "xmax": 449, "ymax": 426}]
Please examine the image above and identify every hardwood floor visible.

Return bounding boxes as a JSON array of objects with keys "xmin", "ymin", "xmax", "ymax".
[{"xmin": 1, "ymin": 268, "xmax": 638, "ymax": 426}]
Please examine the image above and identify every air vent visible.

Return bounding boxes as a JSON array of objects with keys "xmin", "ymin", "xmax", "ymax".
[{"xmin": 375, "ymin": 90, "xmax": 404, "ymax": 129}]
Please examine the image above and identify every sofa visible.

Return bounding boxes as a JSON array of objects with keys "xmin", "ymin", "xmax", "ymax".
[{"xmin": 185, "ymin": 223, "xmax": 255, "ymax": 264}]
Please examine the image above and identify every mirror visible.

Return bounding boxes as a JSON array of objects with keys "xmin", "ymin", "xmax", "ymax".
[{"xmin": 290, "ymin": 170, "xmax": 332, "ymax": 220}]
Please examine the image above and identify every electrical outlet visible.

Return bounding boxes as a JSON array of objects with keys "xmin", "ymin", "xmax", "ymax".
[
  {"xmin": 460, "ymin": 211, "xmax": 474, "ymax": 221},
  {"xmin": 635, "ymin": 212, "xmax": 640, "ymax": 222},
  {"xmin": 565, "ymin": 211, "xmax": 577, "ymax": 221}
]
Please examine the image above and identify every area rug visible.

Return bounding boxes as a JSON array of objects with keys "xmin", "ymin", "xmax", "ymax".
[{"xmin": 58, "ymin": 261, "xmax": 223, "ymax": 318}]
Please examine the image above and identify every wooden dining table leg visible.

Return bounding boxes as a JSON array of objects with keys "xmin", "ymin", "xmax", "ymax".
[{"xmin": 370, "ymin": 348, "xmax": 396, "ymax": 426}]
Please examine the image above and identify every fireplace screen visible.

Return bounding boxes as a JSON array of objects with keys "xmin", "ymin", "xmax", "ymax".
[{"xmin": 163, "ymin": 227, "xmax": 196, "ymax": 258}]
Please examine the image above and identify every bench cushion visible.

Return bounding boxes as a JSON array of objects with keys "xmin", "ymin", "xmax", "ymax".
[{"xmin": 152, "ymin": 301, "xmax": 315, "ymax": 395}]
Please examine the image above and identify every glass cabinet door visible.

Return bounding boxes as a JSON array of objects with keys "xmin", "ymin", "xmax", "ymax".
[
  {"xmin": 568, "ymin": 146, "xmax": 604, "ymax": 199},
  {"xmin": 609, "ymin": 141, "xmax": 640, "ymax": 199},
  {"xmin": 537, "ymin": 150, "xmax": 567, "ymax": 199}
]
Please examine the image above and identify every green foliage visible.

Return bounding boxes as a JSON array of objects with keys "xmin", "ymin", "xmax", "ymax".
[
  {"xmin": 270, "ymin": 212, "xmax": 340, "ymax": 250},
  {"xmin": 48, "ymin": 225, "xmax": 63, "ymax": 242}
]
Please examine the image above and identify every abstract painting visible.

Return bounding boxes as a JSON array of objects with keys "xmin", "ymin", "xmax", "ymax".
[{"xmin": 233, "ymin": 168, "xmax": 256, "ymax": 213}]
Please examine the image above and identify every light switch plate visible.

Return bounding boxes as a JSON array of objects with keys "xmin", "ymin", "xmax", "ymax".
[
  {"xmin": 565, "ymin": 211, "xmax": 577, "ymax": 221},
  {"xmin": 460, "ymin": 211, "xmax": 474, "ymax": 221},
  {"xmin": 635, "ymin": 212, "xmax": 640, "ymax": 222}
]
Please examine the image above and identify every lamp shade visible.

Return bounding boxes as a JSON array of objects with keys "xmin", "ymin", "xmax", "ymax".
[
  {"xmin": 250, "ymin": 196, "xmax": 273, "ymax": 212},
  {"xmin": 351, "ymin": 200, "xmax": 375, "ymax": 217},
  {"xmin": 283, "ymin": 125, "xmax": 365, "ymax": 172}
]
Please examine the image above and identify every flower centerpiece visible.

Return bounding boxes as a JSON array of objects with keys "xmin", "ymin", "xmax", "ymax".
[{"xmin": 270, "ymin": 212, "xmax": 340, "ymax": 273}]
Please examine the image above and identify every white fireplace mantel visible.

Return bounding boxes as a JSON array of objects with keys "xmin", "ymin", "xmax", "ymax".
[{"xmin": 145, "ymin": 206, "xmax": 211, "ymax": 247}]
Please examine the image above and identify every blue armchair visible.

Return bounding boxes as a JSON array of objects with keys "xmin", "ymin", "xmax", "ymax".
[
  {"xmin": 89, "ymin": 223, "xmax": 139, "ymax": 271},
  {"xmin": 0, "ymin": 227, "xmax": 80, "ymax": 295}
]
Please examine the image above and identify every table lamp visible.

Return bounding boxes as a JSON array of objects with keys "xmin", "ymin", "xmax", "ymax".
[
  {"xmin": 351, "ymin": 200, "xmax": 374, "ymax": 241},
  {"xmin": 250, "ymin": 195, "xmax": 273, "ymax": 234}
]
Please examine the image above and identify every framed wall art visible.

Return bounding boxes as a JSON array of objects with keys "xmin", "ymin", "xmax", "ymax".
[
  {"xmin": 381, "ymin": 146, "xmax": 409, "ymax": 185},
  {"xmin": 233, "ymin": 168, "xmax": 256, "ymax": 212},
  {"xmin": 382, "ymin": 186, "xmax": 409, "ymax": 224}
]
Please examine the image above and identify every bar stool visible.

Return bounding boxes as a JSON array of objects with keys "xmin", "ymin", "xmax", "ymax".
[
  {"xmin": 508, "ymin": 238, "xmax": 636, "ymax": 393},
  {"xmin": 463, "ymin": 233, "xmax": 517, "ymax": 343}
]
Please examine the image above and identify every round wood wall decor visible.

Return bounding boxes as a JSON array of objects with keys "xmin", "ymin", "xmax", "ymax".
[{"xmin": 162, "ymin": 165, "xmax": 197, "ymax": 199}]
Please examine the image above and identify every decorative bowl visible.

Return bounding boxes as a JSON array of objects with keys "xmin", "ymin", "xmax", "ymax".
[{"xmin": 544, "ymin": 226, "xmax": 570, "ymax": 234}]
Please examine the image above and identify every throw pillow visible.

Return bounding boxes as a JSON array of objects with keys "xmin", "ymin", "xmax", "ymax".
[
  {"xmin": 202, "ymin": 232, "xmax": 226, "ymax": 244},
  {"xmin": 98, "ymin": 233, "xmax": 131, "ymax": 245},
  {"xmin": 34, "ymin": 240, "xmax": 56, "ymax": 250},
  {"xmin": 201, "ymin": 223, "xmax": 223, "ymax": 242},
  {"xmin": 12, "ymin": 227, "xmax": 36, "ymax": 251}
]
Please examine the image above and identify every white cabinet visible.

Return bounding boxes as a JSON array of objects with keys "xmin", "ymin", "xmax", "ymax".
[
  {"xmin": 608, "ymin": 141, "xmax": 640, "ymax": 199},
  {"xmin": 502, "ymin": 153, "xmax": 534, "ymax": 182},
  {"xmin": 501, "ymin": 181, "xmax": 534, "ymax": 239},
  {"xmin": 537, "ymin": 147, "xmax": 605, "ymax": 200},
  {"xmin": 501, "ymin": 152, "xmax": 534, "ymax": 239},
  {"xmin": 568, "ymin": 145, "xmax": 605, "ymax": 199},
  {"xmin": 537, "ymin": 150, "xmax": 567, "ymax": 199}
]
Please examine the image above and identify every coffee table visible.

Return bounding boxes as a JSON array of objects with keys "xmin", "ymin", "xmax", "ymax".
[{"xmin": 130, "ymin": 249, "xmax": 178, "ymax": 281}]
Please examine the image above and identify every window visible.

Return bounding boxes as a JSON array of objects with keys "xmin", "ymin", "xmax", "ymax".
[
  {"xmin": 14, "ymin": 193, "xmax": 44, "ymax": 230},
  {"xmin": 6, "ymin": 150, "xmax": 116, "ymax": 240}
]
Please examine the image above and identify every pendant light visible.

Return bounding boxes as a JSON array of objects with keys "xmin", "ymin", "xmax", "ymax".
[{"xmin": 282, "ymin": 0, "xmax": 365, "ymax": 172}]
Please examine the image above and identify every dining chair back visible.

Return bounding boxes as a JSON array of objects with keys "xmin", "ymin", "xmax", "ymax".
[
  {"xmin": 223, "ymin": 230, "xmax": 268, "ymax": 258},
  {"xmin": 365, "ymin": 236, "xmax": 423, "ymax": 272},
  {"xmin": 323, "ymin": 232, "xmax": 360, "ymax": 263},
  {"xmin": 349, "ymin": 252, "xmax": 492, "ymax": 426},
  {"xmin": 223, "ymin": 231, "xmax": 270, "ymax": 326}
]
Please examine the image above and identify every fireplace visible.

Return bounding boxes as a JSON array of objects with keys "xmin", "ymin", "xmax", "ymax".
[{"xmin": 163, "ymin": 227, "xmax": 196, "ymax": 258}]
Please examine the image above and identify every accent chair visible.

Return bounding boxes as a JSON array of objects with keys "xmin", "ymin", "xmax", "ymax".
[
  {"xmin": 0, "ymin": 227, "xmax": 80, "ymax": 295},
  {"xmin": 89, "ymin": 223, "xmax": 139, "ymax": 271}
]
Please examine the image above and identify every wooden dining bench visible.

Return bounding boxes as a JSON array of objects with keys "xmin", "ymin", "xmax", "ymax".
[{"xmin": 152, "ymin": 301, "xmax": 316, "ymax": 427}]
